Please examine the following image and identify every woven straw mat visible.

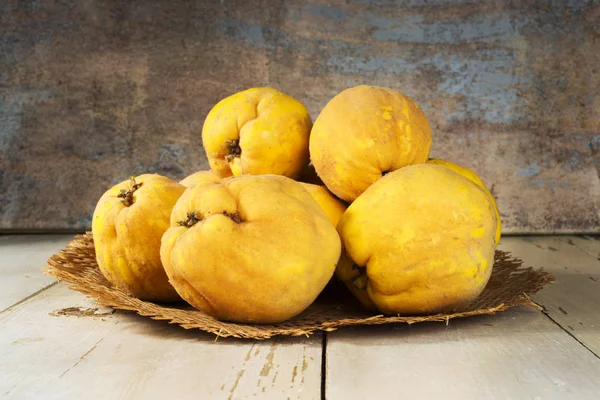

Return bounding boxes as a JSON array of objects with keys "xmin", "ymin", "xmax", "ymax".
[{"xmin": 46, "ymin": 233, "xmax": 554, "ymax": 340}]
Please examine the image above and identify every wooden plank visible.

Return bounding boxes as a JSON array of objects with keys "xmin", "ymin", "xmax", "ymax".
[
  {"xmin": 326, "ymin": 307, "xmax": 600, "ymax": 400},
  {"xmin": 1, "ymin": 0, "xmax": 599, "ymax": 232},
  {"xmin": 499, "ymin": 236, "xmax": 600, "ymax": 356},
  {"xmin": 326, "ymin": 237, "xmax": 600, "ymax": 399},
  {"xmin": 570, "ymin": 236, "xmax": 600, "ymax": 260},
  {"xmin": 0, "ymin": 284, "xmax": 322, "ymax": 399},
  {"xmin": 0, "ymin": 235, "xmax": 72, "ymax": 311}
]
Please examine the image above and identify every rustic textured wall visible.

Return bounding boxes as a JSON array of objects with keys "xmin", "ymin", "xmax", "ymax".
[{"xmin": 1, "ymin": 0, "xmax": 599, "ymax": 232}]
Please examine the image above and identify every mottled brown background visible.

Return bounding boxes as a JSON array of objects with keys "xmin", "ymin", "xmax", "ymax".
[{"xmin": 1, "ymin": 0, "xmax": 599, "ymax": 232}]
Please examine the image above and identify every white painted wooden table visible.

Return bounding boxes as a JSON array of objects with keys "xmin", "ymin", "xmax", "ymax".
[{"xmin": 1, "ymin": 235, "xmax": 599, "ymax": 399}]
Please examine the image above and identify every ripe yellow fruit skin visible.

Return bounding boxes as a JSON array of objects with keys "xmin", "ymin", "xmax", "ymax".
[
  {"xmin": 298, "ymin": 182, "xmax": 346, "ymax": 228},
  {"xmin": 160, "ymin": 175, "xmax": 341, "ymax": 324},
  {"xmin": 299, "ymin": 182, "xmax": 376, "ymax": 310},
  {"xmin": 337, "ymin": 164, "xmax": 497, "ymax": 315},
  {"xmin": 179, "ymin": 170, "xmax": 220, "ymax": 188},
  {"xmin": 427, "ymin": 158, "xmax": 502, "ymax": 245},
  {"xmin": 92, "ymin": 174, "xmax": 186, "ymax": 302},
  {"xmin": 202, "ymin": 87, "xmax": 312, "ymax": 179},
  {"xmin": 309, "ymin": 85, "xmax": 432, "ymax": 202}
]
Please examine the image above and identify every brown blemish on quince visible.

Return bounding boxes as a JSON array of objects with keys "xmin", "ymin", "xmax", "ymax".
[{"xmin": 223, "ymin": 210, "xmax": 243, "ymax": 224}]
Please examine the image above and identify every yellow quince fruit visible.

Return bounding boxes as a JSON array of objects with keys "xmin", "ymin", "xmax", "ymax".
[
  {"xmin": 202, "ymin": 87, "xmax": 312, "ymax": 179},
  {"xmin": 179, "ymin": 170, "xmax": 220, "ymax": 187},
  {"xmin": 299, "ymin": 182, "xmax": 376, "ymax": 310},
  {"xmin": 337, "ymin": 164, "xmax": 497, "ymax": 315},
  {"xmin": 298, "ymin": 182, "xmax": 346, "ymax": 228},
  {"xmin": 92, "ymin": 174, "xmax": 186, "ymax": 301},
  {"xmin": 427, "ymin": 158, "xmax": 502, "ymax": 245},
  {"xmin": 309, "ymin": 85, "xmax": 432, "ymax": 202},
  {"xmin": 160, "ymin": 175, "xmax": 341, "ymax": 324}
]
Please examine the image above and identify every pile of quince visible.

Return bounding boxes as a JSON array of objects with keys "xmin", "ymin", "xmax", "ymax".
[{"xmin": 92, "ymin": 86, "xmax": 501, "ymax": 324}]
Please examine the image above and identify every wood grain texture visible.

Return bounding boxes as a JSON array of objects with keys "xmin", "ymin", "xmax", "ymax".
[
  {"xmin": 2, "ymin": 235, "xmax": 600, "ymax": 398},
  {"xmin": 499, "ymin": 236, "xmax": 600, "ymax": 356},
  {"xmin": 326, "ymin": 307, "xmax": 600, "ymax": 400},
  {"xmin": 1, "ymin": 0, "xmax": 599, "ymax": 231},
  {"xmin": 0, "ymin": 284, "xmax": 322, "ymax": 400},
  {"xmin": 0, "ymin": 234, "xmax": 71, "ymax": 310},
  {"xmin": 325, "ymin": 236, "xmax": 600, "ymax": 399}
]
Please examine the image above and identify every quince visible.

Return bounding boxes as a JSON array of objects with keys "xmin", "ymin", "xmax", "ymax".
[
  {"xmin": 309, "ymin": 85, "xmax": 432, "ymax": 202},
  {"xmin": 202, "ymin": 88, "xmax": 312, "ymax": 179},
  {"xmin": 160, "ymin": 175, "xmax": 341, "ymax": 324},
  {"xmin": 337, "ymin": 164, "xmax": 497, "ymax": 315},
  {"xmin": 179, "ymin": 170, "xmax": 220, "ymax": 187},
  {"xmin": 298, "ymin": 182, "xmax": 346, "ymax": 228},
  {"xmin": 427, "ymin": 158, "xmax": 502, "ymax": 245},
  {"xmin": 92, "ymin": 174, "xmax": 185, "ymax": 301},
  {"xmin": 299, "ymin": 182, "xmax": 375, "ymax": 309}
]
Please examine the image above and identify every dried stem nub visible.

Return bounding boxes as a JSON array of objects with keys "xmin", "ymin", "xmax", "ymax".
[
  {"xmin": 178, "ymin": 211, "xmax": 201, "ymax": 228},
  {"xmin": 178, "ymin": 210, "xmax": 241, "ymax": 227},
  {"xmin": 351, "ymin": 264, "xmax": 368, "ymax": 290},
  {"xmin": 224, "ymin": 139, "xmax": 242, "ymax": 162},
  {"xmin": 117, "ymin": 176, "xmax": 142, "ymax": 206}
]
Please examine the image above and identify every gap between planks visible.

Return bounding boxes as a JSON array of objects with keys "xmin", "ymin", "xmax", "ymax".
[
  {"xmin": 0, "ymin": 281, "xmax": 58, "ymax": 315},
  {"xmin": 0, "ymin": 234, "xmax": 73, "ymax": 310},
  {"xmin": 501, "ymin": 236, "xmax": 600, "ymax": 356},
  {"xmin": 542, "ymin": 311, "xmax": 600, "ymax": 359}
]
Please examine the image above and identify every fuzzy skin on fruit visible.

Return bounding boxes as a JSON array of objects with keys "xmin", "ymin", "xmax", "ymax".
[
  {"xmin": 179, "ymin": 170, "xmax": 220, "ymax": 188},
  {"xmin": 427, "ymin": 158, "xmax": 502, "ymax": 245},
  {"xmin": 299, "ymin": 182, "xmax": 376, "ymax": 310},
  {"xmin": 160, "ymin": 174, "xmax": 341, "ymax": 324},
  {"xmin": 92, "ymin": 174, "xmax": 186, "ymax": 301},
  {"xmin": 202, "ymin": 87, "xmax": 312, "ymax": 179},
  {"xmin": 309, "ymin": 85, "xmax": 432, "ymax": 202},
  {"xmin": 298, "ymin": 182, "xmax": 346, "ymax": 228},
  {"xmin": 337, "ymin": 164, "xmax": 497, "ymax": 315}
]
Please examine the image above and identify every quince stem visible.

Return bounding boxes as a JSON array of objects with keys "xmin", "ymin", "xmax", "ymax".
[
  {"xmin": 224, "ymin": 139, "xmax": 242, "ymax": 162},
  {"xmin": 117, "ymin": 176, "xmax": 142, "ymax": 207},
  {"xmin": 177, "ymin": 210, "xmax": 242, "ymax": 228},
  {"xmin": 178, "ymin": 211, "xmax": 202, "ymax": 228},
  {"xmin": 351, "ymin": 267, "xmax": 369, "ymax": 290},
  {"xmin": 352, "ymin": 275, "xmax": 368, "ymax": 291}
]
